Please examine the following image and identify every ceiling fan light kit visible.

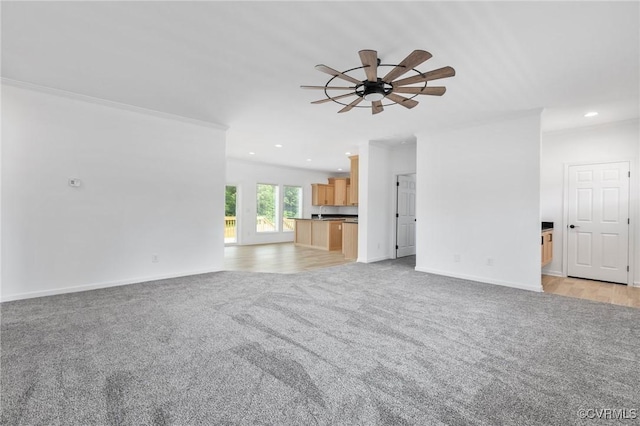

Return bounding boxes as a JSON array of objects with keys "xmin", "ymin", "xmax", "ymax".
[{"xmin": 302, "ymin": 49, "xmax": 455, "ymax": 115}]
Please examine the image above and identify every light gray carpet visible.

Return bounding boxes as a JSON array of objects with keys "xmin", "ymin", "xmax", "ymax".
[{"xmin": 1, "ymin": 257, "xmax": 639, "ymax": 425}]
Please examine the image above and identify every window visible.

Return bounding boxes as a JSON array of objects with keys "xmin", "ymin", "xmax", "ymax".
[
  {"xmin": 256, "ymin": 184, "xmax": 278, "ymax": 232},
  {"xmin": 283, "ymin": 186, "xmax": 302, "ymax": 232},
  {"xmin": 225, "ymin": 185, "xmax": 237, "ymax": 243}
]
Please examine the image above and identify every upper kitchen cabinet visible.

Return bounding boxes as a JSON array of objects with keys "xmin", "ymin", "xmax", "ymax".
[
  {"xmin": 333, "ymin": 178, "xmax": 350, "ymax": 206},
  {"xmin": 349, "ymin": 155, "xmax": 359, "ymax": 206},
  {"xmin": 312, "ymin": 184, "xmax": 335, "ymax": 206},
  {"xmin": 310, "ymin": 155, "xmax": 358, "ymax": 206}
]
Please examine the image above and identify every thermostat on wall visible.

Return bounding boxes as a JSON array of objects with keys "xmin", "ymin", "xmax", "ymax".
[{"xmin": 68, "ymin": 178, "xmax": 81, "ymax": 187}]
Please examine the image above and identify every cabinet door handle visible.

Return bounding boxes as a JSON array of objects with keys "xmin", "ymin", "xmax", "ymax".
[{"xmin": 541, "ymin": 236, "xmax": 544, "ymax": 245}]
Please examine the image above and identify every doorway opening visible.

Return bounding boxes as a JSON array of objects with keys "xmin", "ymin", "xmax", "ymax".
[
  {"xmin": 395, "ymin": 174, "xmax": 416, "ymax": 258},
  {"xmin": 564, "ymin": 161, "xmax": 630, "ymax": 285},
  {"xmin": 225, "ymin": 185, "xmax": 238, "ymax": 244}
]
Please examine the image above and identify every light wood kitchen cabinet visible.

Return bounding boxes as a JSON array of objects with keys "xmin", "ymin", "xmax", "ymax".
[
  {"xmin": 342, "ymin": 222, "xmax": 358, "ymax": 260},
  {"xmin": 295, "ymin": 220, "xmax": 312, "ymax": 246},
  {"xmin": 349, "ymin": 155, "xmax": 359, "ymax": 205},
  {"xmin": 328, "ymin": 222, "xmax": 343, "ymax": 251},
  {"xmin": 312, "ymin": 184, "xmax": 335, "ymax": 206},
  {"xmin": 333, "ymin": 178, "xmax": 350, "ymax": 206},
  {"xmin": 310, "ymin": 156, "xmax": 357, "ymax": 206},
  {"xmin": 294, "ymin": 219, "xmax": 343, "ymax": 251},
  {"xmin": 541, "ymin": 230, "xmax": 553, "ymax": 266}
]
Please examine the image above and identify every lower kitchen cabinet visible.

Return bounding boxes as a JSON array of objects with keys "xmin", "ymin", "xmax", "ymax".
[
  {"xmin": 294, "ymin": 219, "xmax": 343, "ymax": 251},
  {"xmin": 342, "ymin": 223, "xmax": 358, "ymax": 260},
  {"xmin": 542, "ymin": 230, "xmax": 553, "ymax": 266},
  {"xmin": 295, "ymin": 220, "xmax": 312, "ymax": 246}
]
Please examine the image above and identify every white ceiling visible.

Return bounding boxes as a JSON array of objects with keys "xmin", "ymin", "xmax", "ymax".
[{"xmin": 2, "ymin": 1, "xmax": 639, "ymax": 172}]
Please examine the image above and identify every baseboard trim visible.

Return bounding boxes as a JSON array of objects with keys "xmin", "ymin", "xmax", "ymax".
[
  {"xmin": 414, "ymin": 266, "xmax": 543, "ymax": 293},
  {"xmin": 633, "ymin": 281, "xmax": 640, "ymax": 288},
  {"xmin": 1, "ymin": 268, "xmax": 223, "ymax": 302},
  {"xmin": 542, "ymin": 269, "xmax": 564, "ymax": 277}
]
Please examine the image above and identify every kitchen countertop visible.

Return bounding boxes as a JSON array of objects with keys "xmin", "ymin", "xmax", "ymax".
[
  {"xmin": 542, "ymin": 221, "xmax": 554, "ymax": 231},
  {"xmin": 311, "ymin": 214, "xmax": 357, "ymax": 219},
  {"xmin": 294, "ymin": 218, "xmax": 358, "ymax": 223}
]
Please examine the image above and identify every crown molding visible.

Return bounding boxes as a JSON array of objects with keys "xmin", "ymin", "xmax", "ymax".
[
  {"xmin": 1, "ymin": 78, "xmax": 229, "ymax": 131},
  {"xmin": 226, "ymin": 156, "xmax": 340, "ymax": 174},
  {"xmin": 541, "ymin": 117, "xmax": 639, "ymax": 136},
  {"xmin": 424, "ymin": 108, "xmax": 545, "ymax": 136}
]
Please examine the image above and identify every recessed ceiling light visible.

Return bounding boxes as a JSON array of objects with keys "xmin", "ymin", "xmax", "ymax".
[
  {"xmin": 249, "ymin": 152, "xmax": 255, "ymax": 155},
  {"xmin": 306, "ymin": 159, "xmax": 312, "ymax": 162},
  {"xmin": 275, "ymin": 144, "xmax": 283, "ymax": 148},
  {"xmin": 584, "ymin": 111, "xmax": 598, "ymax": 117},
  {"xmin": 338, "ymin": 168, "xmax": 343, "ymax": 171},
  {"xmin": 345, "ymin": 152, "xmax": 351, "ymax": 155}
]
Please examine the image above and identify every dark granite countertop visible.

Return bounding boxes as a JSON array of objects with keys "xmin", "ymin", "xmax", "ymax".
[
  {"xmin": 542, "ymin": 221, "xmax": 554, "ymax": 231},
  {"xmin": 311, "ymin": 214, "xmax": 358, "ymax": 219},
  {"xmin": 294, "ymin": 214, "xmax": 358, "ymax": 223}
]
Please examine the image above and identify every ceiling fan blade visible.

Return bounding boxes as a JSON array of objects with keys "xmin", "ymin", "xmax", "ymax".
[
  {"xmin": 338, "ymin": 97, "xmax": 364, "ymax": 113},
  {"xmin": 386, "ymin": 93, "xmax": 419, "ymax": 109},
  {"xmin": 382, "ymin": 50, "xmax": 432, "ymax": 83},
  {"xmin": 301, "ymin": 85, "xmax": 357, "ymax": 90},
  {"xmin": 392, "ymin": 66, "xmax": 456, "ymax": 87},
  {"xmin": 371, "ymin": 100, "xmax": 384, "ymax": 115},
  {"xmin": 359, "ymin": 50, "xmax": 378, "ymax": 82},
  {"xmin": 392, "ymin": 86, "xmax": 446, "ymax": 96},
  {"xmin": 311, "ymin": 92, "xmax": 357, "ymax": 104},
  {"xmin": 315, "ymin": 64, "xmax": 362, "ymax": 85}
]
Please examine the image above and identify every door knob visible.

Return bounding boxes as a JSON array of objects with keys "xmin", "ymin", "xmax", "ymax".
[{"xmin": 569, "ymin": 224, "xmax": 578, "ymax": 229}]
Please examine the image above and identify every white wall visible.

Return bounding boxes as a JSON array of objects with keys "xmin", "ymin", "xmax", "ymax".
[
  {"xmin": 389, "ymin": 143, "xmax": 418, "ymax": 259},
  {"xmin": 358, "ymin": 141, "xmax": 417, "ymax": 263},
  {"xmin": 416, "ymin": 111, "xmax": 542, "ymax": 292},
  {"xmin": 540, "ymin": 119, "xmax": 639, "ymax": 284},
  {"xmin": 1, "ymin": 83, "xmax": 227, "ymax": 301},
  {"xmin": 390, "ymin": 142, "xmax": 418, "ymax": 176},
  {"xmin": 225, "ymin": 158, "xmax": 355, "ymax": 245},
  {"xmin": 358, "ymin": 142, "xmax": 391, "ymax": 262}
]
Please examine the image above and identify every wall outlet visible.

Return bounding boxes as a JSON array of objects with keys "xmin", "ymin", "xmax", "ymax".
[
  {"xmin": 68, "ymin": 178, "xmax": 81, "ymax": 187},
  {"xmin": 453, "ymin": 254, "xmax": 461, "ymax": 263},
  {"xmin": 151, "ymin": 254, "xmax": 159, "ymax": 263},
  {"xmin": 486, "ymin": 258, "xmax": 494, "ymax": 266}
]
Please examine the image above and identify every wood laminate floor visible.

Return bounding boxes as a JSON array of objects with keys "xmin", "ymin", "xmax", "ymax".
[
  {"xmin": 224, "ymin": 243, "xmax": 353, "ymax": 274},
  {"xmin": 542, "ymin": 275, "xmax": 640, "ymax": 308}
]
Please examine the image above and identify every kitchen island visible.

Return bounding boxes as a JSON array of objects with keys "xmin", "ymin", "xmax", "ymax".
[
  {"xmin": 294, "ymin": 217, "xmax": 357, "ymax": 253},
  {"xmin": 294, "ymin": 219, "xmax": 344, "ymax": 251}
]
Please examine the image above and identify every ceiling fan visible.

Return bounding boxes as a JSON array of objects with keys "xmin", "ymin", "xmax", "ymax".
[{"xmin": 301, "ymin": 49, "xmax": 455, "ymax": 114}]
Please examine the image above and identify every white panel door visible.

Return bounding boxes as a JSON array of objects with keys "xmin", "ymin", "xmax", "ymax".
[
  {"xmin": 396, "ymin": 174, "xmax": 416, "ymax": 257},
  {"xmin": 567, "ymin": 162, "xmax": 630, "ymax": 284}
]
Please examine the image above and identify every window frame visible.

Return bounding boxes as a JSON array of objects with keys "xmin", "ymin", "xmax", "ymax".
[
  {"xmin": 282, "ymin": 185, "xmax": 303, "ymax": 233},
  {"xmin": 225, "ymin": 184, "xmax": 239, "ymax": 244},
  {"xmin": 256, "ymin": 183, "xmax": 280, "ymax": 233}
]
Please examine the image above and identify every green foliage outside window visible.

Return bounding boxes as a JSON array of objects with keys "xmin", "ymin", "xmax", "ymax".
[
  {"xmin": 283, "ymin": 186, "xmax": 302, "ymax": 219},
  {"xmin": 225, "ymin": 186, "xmax": 236, "ymax": 216},
  {"xmin": 257, "ymin": 184, "xmax": 278, "ymax": 232}
]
